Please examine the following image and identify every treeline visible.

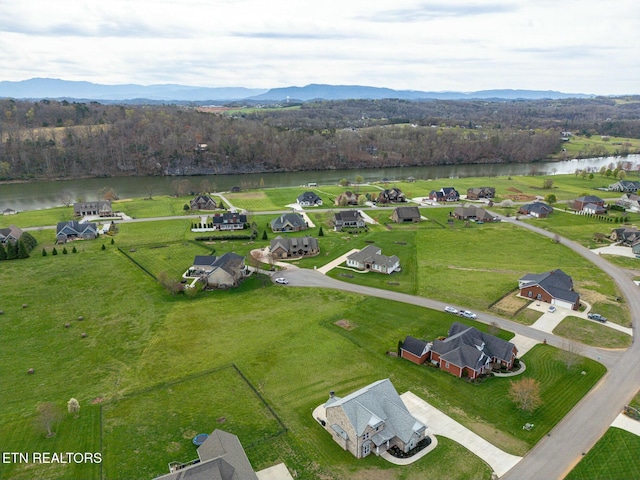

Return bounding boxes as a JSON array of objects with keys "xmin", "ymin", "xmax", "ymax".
[{"xmin": 0, "ymin": 96, "xmax": 639, "ymax": 180}]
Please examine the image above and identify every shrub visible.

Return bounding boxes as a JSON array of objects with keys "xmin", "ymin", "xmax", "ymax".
[
  {"xmin": 42, "ymin": 248, "xmax": 47, "ymax": 257},
  {"xmin": 62, "ymin": 247, "xmax": 68, "ymax": 254},
  {"xmin": 52, "ymin": 247, "xmax": 58, "ymax": 256}
]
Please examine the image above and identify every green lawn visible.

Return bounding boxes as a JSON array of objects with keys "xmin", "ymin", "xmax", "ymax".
[
  {"xmin": 553, "ymin": 316, "xmax": 632, "ymax": 348},
  {"xmin": 565, "ymin": 427, "xmax": 640, "ymax": 480}
]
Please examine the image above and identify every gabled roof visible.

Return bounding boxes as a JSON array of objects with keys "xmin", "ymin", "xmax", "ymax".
[
  {"xmin": 519, "ymin": 269, "xmax": 579, "ymax": 304},
  {"xmin": 575, "ymin": 195, "xmax": 604, "ymax": 204},
  {"xmin": 0, "ymin": 225, "xmax": 23, "ymax": 242},
  {"xmin": 297, "ymin": 191, "xmax": 322, "ymax": 203},
  {"xmin": 270, "ymin": 213, "xmax": 307, "ymax": 230},
  {"xmin": 212, "ymin": 252, "xmax": 245, "ymax": 275},
  {"xmin": 193, "ymin": 255, "xmax": 217, "ymax": 267},
  {"xmin": 347, "ymin": 244, "xmax": 399, "ymax": 270},
  {"xmin": 393, "ymin": 206, "xmax": 420, "ymax": 219},
  {"xmin": 212, "ymin": 212, "xmax": 247, "ymax": 224},
  {"xmin": 401, "ymin": 336, "xmax": 428, "ymax": 357},
  {"xmin": 325, "ymin": 379, "xmax": 426, "ymax": 444},
  {"xmin": 56, "ymin": 221, "xmax": 97, "ymax": 236},
  {"xmin": 270, "ymin": 235, "xmax": 318, "ymax": 253},
  {"xmin": 520, "ymin": 201, "xmax": 553, "ymax": 215},
  {"xmin": 334, "ymin": 210, "xmax": 363, "ymax": 222}
]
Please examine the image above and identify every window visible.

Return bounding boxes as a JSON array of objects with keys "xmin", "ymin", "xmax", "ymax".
[
  {"xmin": 363, "ymin": 443, "xmax": 371, "ymax": 456},
  {"xmin": 537, "ymin": 294, "xmax": 542, "ymax": 300},
  {"xmin": 364, "ymin": 432, "xmax": 369, "ymax": 440},
  {"xmin": 528, "ymin": 291, "xmax": 532, "ymax": 298}
]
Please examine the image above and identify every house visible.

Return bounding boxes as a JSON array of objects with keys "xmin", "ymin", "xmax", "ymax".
[
  {"xmin": 0, "ymin": 225, "xmax": 23, "ymax": 244},
  {"xmin": 334, "ymin": 210, "xmax": 366, "ymax": 231},
  {"xmin": 610, "ymin": 227, "xmax": 640, "ymax": 245},
  {"xmin": 230, "ymin": 186, "xmax": 241, "ymax": 193},
  {"xmin": 153, "ymin": 429, "xmax": 259, "ymax": 480},
  {"xmin": 186, "ymin": 253, "xmax": 247, "ymax": 288},
  {"xmin": 212, "ymin": 212, "xmax": 247, "ymax": 231},
  {"xmin": 376, "ymin": 188, "xmax": 406, "ymax": 204},
  {"xmin": 297, "ymin": 191, "xmax": 323, "ymax": 207},
  {"xmin": 466, "ymin": 187, "xmax": 496, "ymax": 200},
  {"xmin": 346, "ymin": 245, "xmax": 400, "ymax": 274},
  {"xmin": 400, "ymin": 336, "xmax": 430, "ymax": 365},
  {"xmin": 518, "ymin": 201, "xmax": 553, "ymax": 218},
  {"xmin": 573, "ymin": 195, "xmax": 605, "ymax": 211},
  {"xmin": 428, "ymin": 187, "xmax": 460, "ymax": 202},
  {"xmin": 391, "ymin": 206, "xmax": 421, "ymax": 223},
  {"xmin": 190, "ymin": 195, "xmax": 217, "ymax": 210},
  {"xmin": 2, "ymin": 208, "xmax": 16, "ymax": 215},
  {"xmin": 334, "ymin": 191, "xmax": 360, "ymax": 206},
  {"xmin": 270, "ymin": 213, "xmax": 308, "ymax": 232},
  {"xmin": 430, "ymin": 322, "xmax": 518, "ymax": 379},
  {"xmin": 270, "ymin": 235, "xmax": 319, "ymax": 259},
  {"xmin": 73, "ymin": 201, "xmax": 112, "ymax": 217},
  {"xmin": 323, "ymin": 379, "xmax": 428, "ymax": 459},
  {"xmin": 616, "ymin": 193, "xmax": 640, "ymax": 212},
  {"xmin": 55, "ymin": 221, "xmax": 98, "ymax": 243},
  {"xmin": 582, "ymin": 203, "xmax": 607, "ymax": 215},
  {"xmin": 453, "ymin": 206, "xmax": 497, "ymax": 222},
  {"xmin": 518, "ymin": 269, "xmax": 580, "ymax": 310},
  {"xmin": 609, "ymin": 180, "xmax": 640, "ymax": 193}
]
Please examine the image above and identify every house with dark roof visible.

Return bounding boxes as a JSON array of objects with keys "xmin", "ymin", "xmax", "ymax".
[
  {"xmin": 610, "ymin": 227, "xmax": 640, "ymax": 245},
  {"xmin": 2, "ymin": 208, "xmax": 16, "ymax": 215},
  {"xmin": 400, "ymin": 336, "xmax": 430, "ymax": 365},
  {"xmin": 185, "ymin": 253, "xmax": 247, "ymax": 289},
  {"xmin": 190, "ymin": 195, "xmax": 217, "ymax": 210},
  {"xmin": 518, "ymin": 269, "xmax": 580, "ymax": 310},
  {"xmin": 323, "ymin": 379, "xmax": 428, "ymax": 459},
  {"xmin": 376, "ymin": 188, "xmax": 406, "ymax": 204},
  {"xmin": 616, "ymin": 193, "xmax": 640, "ymax": 212},
  {"xmin": 334, "ymin": 210, "xmax": 366, "ymax": 231},
  {"xmin": 430, "ymin": 322, "xmax": 518, "ymax": 379},
  {"xmin": 346, "ymin": 245, "xmax": 400, "ymax": 274},
  {"xmin": 428, "ymin": 187, "xmax": 460, "ymax": 202},
  {"xmin": 573, "ymin": 195, "xmax": 605, "ymax": 212},
  {"xmin": 297, "ymin": 191, "xmax": 323, "ymax": 207},
  {"xmin": 518, "ymin": 201, "xmax": 553, "ymax": 218},
  {"xmin": 391, "ymin": 206, "xmax": 421, "ymax": 223},
  {"xmin": 55, "ymin": 221, "xmax": 98, "ymax": 243},
  {"xmin": 154, "ymin": 429, "xmax": 259, "ymax": 480},
  {"xmin": 466, "ymin": 187, "xmax": 496, "ymax": 200},
  {"xmin": 270, "ymin": 235, "xmax": 319, "ymax": 259},
  {"xmin": 609, "ymin": 180, "xmax": 640, "ymax": 193},
  {"xmin": 0, "ymin": 225, "xmax": 23, "ymax": 244},
  {"xmin": 212, "ymin": 212, "xmax": 247, "ymax": 231},
  {"xmin": 453, "ymin": 206, "xmax": 497, "ymax": 222},
  {"xmin": 73, "ymin": 201, "xmax": 112, "ymax": 217},
  {"xmin": 269, "ymin": 213, "xmax": 308, "ymax": 232},
  {"xmin": 334, "ymin": 191, "xmax": 360, "ymax": 206}
]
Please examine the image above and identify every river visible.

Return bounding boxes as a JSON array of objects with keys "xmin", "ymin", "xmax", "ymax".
[{"xmin": 1, "ymin": 155, "xmax": 638, "ymax": 212}]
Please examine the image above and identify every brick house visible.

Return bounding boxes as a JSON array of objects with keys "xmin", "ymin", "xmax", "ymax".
[
  {"xmin": 400, "ymin": 336, "xmax": 430, "ymax": 365},
  {"xmin": 518, "ymin": 269, "xmax": 580, "ymax": 310},
  {"xmin": 573, "ymin": 195, "xmax": 605, "ymax": 212},
  {"xmin": 190, "ymin": 195, "xmax": 217, "ymax": 210},
  {"xmin": 428, "ymin": 187, "xmax": 460, "ymax": 202},
  {"xmin": 466, "ymin": 187, "xmax": 496, "ymax": 200}
]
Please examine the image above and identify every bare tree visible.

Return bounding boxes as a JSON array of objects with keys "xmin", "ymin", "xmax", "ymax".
[
  {"xmin": 488, "ymin": 321, "xmax": 500, "ymax": 336},
  {"xmin": 157, "ymin": 271, "xmax": 183, "ymax": 294},
  {"xmin": 67, "ymin": 398, "xmax": 80, "ymax": 418},
  {"xmin": 559, "ymin": 340, "xmax": 583, "ymax": 369},
  {"xmin": 509, "ymin": 378, "xmax": 542, "ymax": 412},
  {"xmin": 37, "ymin": 402, "xmax": 62, "ymax": 437},
  {"xmin": 59, "ymin": 191, "xmax": 74, "ymax": 207}
]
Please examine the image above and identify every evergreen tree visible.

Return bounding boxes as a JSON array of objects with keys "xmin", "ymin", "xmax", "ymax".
[
  {"xmin": 101, "ymin": 244, "xmax": 106, "ymax": 250},
  {"xmin": 0, "ymin": 243, "xmax": 6, "ymax": 261},
  {"xmin": 262, "ymin": 230, "xmax": 268, "ymax": 240},
  {"xmin": 318, "ymin": 226, "xmax": 324, "ymax": 237},
  {"xmin": 72, "ymin": 246, "xmax": 77, "ymax": 253},
  {"xmin": 111, "ymin": 238, "xmax": 115, "ymax": 245},
  {"xmin": 42, "ymin": 248, "xmax": 47, "ymax": 257},
  {"xmin": 20, "ymin": 232, "xmax": 37, "ymax": 251},
  {"xmin": 7, "ymin": 241, "xmax": 18, "ymax": 260},
  {"xmin": 17, "ymin": 239, "xmax": 29, "ymax": 259},
  {"xmin": 52, "ymin": 247, "xmax": 58, "ymax": 255},
  {"xmin": 62, "ymin": 247, "xmax": 68, "ymax": 254}
]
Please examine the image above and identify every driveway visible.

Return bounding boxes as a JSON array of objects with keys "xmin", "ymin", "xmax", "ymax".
[
  {"xmin": 591, "ymin": 244, "xmax": 636, "ymax": 258},
  {"xmin": 316, "ymin": 249, "xmax": 359, "ymax": 274},
  {"xmin": 401, "ymin": 392, "xmax": 522, "ymax": 477}
]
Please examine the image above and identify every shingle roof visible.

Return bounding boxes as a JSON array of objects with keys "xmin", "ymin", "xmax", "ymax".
[
  {"xmin": 335, "ymin": 210, "xmax": 363, "ymax": 222},
  {"xmin": 393, "ymin": 206, "xmax": 420, "ymax": 219},
  {"xmin": 575, "ymin": 195, "xmax": 604, "ymax": 203},
  {"xmin": 297, "ymin": 191, "xmax": 322, "ymax": 203},
  {"xmin": 401, "ymin": 336, "xmax": 428, "ymax": 357},
  {"xmin": 270, "ymin": 213, "xmax": 307, "ymax": 230},
  {"xmin": 347, "ymin": 244, "xmax": 399, "ymax": 271},
  {"xmin": 519, "ymin": 269, "xmax": 579, "ymax": 304}
]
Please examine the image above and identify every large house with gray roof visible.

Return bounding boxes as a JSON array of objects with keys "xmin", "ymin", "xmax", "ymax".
[
  {"xmin": 55, "ymin": 221, "xmax": 98, "ymax": 243},
  {"xmin": 154, "ymin": 429, "xmax": 259, "ymax": 480},
  {"xmin": 297, "ymin": 191, "xmax": 323, "ymax": 207},
  {"xmin": 453, "ymin": 206, "xmax": 497, "ymax": 222},
  {"xmin": 391, "ymin": 206, "xmax": 421, "ymax": 223},
  {"xmin": 609, "ymin": 180, "xmax": 640, "ymax": 193},
  {"xmin": 0, "ymin": 225, "xmax": 23, "ymax": 244},
  {"xmin": 429, "ymin": 322, "xmax": 518, "ymax": 379},
  {"xmin": 334, "ymin": 210, "xmax": 366, "ymax": 231},
  {"xmin": 518, "ymin": 201, "xmax": 553, "ymax": 218},
  {"xmin": 73, "ymin": 201, "xmax": 112, "ymax": 217},
  {"xmin": 270, "ymin": 212, "xmax": 308, "ymax": 232},
  {"xmin": 346, "ymin": 245, "xmax": 400, "ymax": 274},
  {"xmin": 270, "ymin": 235, "xmax": 319, "ymax": 259},
  {"xmin": 185, "ymin": 253, "xmax": 247, "ymax": 289},
  {"xmin": 323, "ymin": 379, "xmax": 428, "ymax": 459},
  {"xmin": 518, "ymin": 269, "xmax": 580, "ymax": 310}
]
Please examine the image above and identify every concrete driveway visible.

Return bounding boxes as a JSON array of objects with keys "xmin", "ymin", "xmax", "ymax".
[{"xmin": 401, "ymin": 392, "xmax": 522, "ymax": 477}]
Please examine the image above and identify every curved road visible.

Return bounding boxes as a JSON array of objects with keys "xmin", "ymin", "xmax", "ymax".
[{"xmin": 277, "ymin": 214, "xmax": 640, "ymax": 479}]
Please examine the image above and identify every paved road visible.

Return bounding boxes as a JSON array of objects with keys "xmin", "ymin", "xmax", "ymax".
[{"xmin": 278, "ymin": 214, "xmax": 640, "ymax": 479}]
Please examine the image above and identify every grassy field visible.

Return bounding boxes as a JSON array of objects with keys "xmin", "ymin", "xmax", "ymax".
[
  {"xmin": 565, "ymin": 427, "xmax": 640, "ymax": 480},
  {"xmin": 553, "ymin": 316, "xmax": 632, "ymax": 348},
  {"xmin": 550, "ymin": 134, "xmax": 640, "ymax": 159}
]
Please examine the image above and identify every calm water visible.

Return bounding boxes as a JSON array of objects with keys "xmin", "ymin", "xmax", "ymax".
[{"xmin": 1, "ymin": 155, "xmax": 638, "ymax": 212}]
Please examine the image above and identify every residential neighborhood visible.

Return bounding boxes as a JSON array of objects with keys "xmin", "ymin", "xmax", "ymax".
[{"xmin": 346, "ymin": 244, "xmax": 400, "ymax": 274}]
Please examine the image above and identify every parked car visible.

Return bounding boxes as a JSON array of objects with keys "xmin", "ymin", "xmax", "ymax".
[
  {"xmin": 588, "ymin": 313, "xmax": 607, "ymax": 322},
  {"xmin": 548, "ymin": 306, "xmax": 556, "ymax": 313},
  {"xmin": 444, "ymin": 306, "xmax": 459, "ymax": 314},
  {"xmin": 460, "ymin": 310, "xmax": 477, "ymax": 319},
  {"xmin": 275, "ymin": 277, "xmax": 289, "ymax": 284}
]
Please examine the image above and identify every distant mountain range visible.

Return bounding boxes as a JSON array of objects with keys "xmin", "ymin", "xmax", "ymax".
[{"xmin": 0, "ymin": 78, "xmax": 594, "ymax": 103}]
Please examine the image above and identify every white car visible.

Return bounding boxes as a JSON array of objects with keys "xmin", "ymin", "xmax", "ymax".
[
  {"xmin": 444, "ymin": 306, "xmax": 458, "ymax": 314},
  {"xmin": 274, "ymin": 277, "xmax": 288, "ymax": 284},
  {"xmin": 460, "ymin": 310, "xmax": 477, "ymax": 319}
]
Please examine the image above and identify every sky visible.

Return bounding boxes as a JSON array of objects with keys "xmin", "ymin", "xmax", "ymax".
[{"xmin": 0, "ymin": 0, "xmax": 638, "ymax": 95}]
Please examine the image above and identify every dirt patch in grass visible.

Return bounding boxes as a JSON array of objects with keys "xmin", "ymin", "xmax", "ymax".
[
  {"xmin": 577, "ymin": 286, "xmax": 613, "ymax": 306},
  {"xmin": 491, "ymin": 293, "xmax": 530, "ymax": 316},
  {"xmin": 505, "ymin": 194, "xmax": 537, "ymax": 202},
  {"xmin": 335, "ymin": 319, "xmax": 357, "ymax": 330},
  {"xmin": 507, "ymin": 187, "xmax": 523, "ymax": 193}
]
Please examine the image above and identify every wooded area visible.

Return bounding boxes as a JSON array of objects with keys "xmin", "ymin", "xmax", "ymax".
[{"xmin": 1, "ymin": 96, "xmax": 639, "ymax": 180}]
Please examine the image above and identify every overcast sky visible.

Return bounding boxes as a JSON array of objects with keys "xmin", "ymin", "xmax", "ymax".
[{"xmin": 1, "ymin": 0, "xmax": 637, "ymax": 95}]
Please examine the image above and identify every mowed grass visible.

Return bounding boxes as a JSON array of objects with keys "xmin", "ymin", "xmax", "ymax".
[
  {"xmin": 123, "ymin": 241, "xmax": 215, "ymax": 279},
  {"xmin": 101, "ymin": 366, "xmax": 283, "ymax": 480},
  {"xmin": 553, "ymin": 316, "xmax": 632, "ymax": 348},
  {"xmin": 565, "ymin": 427, "xmax": 640, "ymax": 480}
]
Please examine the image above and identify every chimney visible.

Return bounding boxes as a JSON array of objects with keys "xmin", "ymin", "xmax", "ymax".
[{"xmin": 329, "ymin": 390, "xmax": 335, "ymax": 399}]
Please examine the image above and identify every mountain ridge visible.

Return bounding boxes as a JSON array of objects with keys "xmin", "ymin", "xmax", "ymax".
[{"xmin": 0, "ymin": 77, "xmax": 594, "ymax": 102}]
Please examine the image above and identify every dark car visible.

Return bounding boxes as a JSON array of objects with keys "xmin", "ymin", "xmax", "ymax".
[{"xmin": 588, "ymin": 313, "xmax": 607, "ymax": 323}]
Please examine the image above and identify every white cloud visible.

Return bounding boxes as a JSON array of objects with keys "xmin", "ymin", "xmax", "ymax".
[{"xmin": 0, "ymin": 0, "xmax": 637, "ymax": 94}]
